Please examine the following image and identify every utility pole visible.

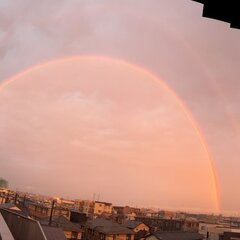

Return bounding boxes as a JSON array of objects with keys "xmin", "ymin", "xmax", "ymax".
[
  {"xmin": 14, "ymin": 192, "xmax": 18, "ymax": 204},
  {"xmin": 49, "ymin": 200, "xmax": 56, "ymax": 225},
  {"xmin": 97, "ymin": 193, "xmax": 100, "ymax": 201},
  {"xmin": 22, "ymin": 194, "xmax": 26, "ymax": 208}
]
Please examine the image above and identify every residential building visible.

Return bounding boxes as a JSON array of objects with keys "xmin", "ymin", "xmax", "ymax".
[
  {"xmin": 222, "ymin": 231, "xmax": 240, "ymax": 240},
  {"xmin": 27, "ymin": 201, "xmax": 69, "ymax": 219},
  {"xmin": 93, "ymin": 201, "xmax": 113, "ymax": 215},
  {"xmin": 0, "ymin": 207, "xmax": 66, "ymax": 240},
  {"xmin": 123, "ymin": 220, "xmax": 149, "ymax": 239},
  {"xmin": 83, "ymin": 218, "xmax": 135, "ymax": 240},
  {"xmin": 145, "ymin": 231, "xmax": 204, "ymax": 240},
  {"xmin": 145, "ymin": 232, "xmax": 203, "ymax": 240},
  {"xmin": 77, "ymin": 200, "xmax": 95, "ymax": 216},
  {"xmin": 207, "ymin": 226, "xmax": 240, "ymax": 240},
  {"xmin": 113, "ymin": 206, "xmax": 142, "ymax": 223},
  {"xmin": 41, "ymin": 215, "xmax": 83, "ymax": 240},
  {"xmin": 135, "ymin": 216, "xmax": 183, "ymax": 232},
  {"xmin": 198, "ymin": 223, "xmax": 227, "ymax": 239},
  {"xmin": 183, "ymin": 217, "xmax": 199, "ymax": 232}
]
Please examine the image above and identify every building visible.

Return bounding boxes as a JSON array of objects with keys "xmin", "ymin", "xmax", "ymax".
[
  {"xmin": 113, "ymin": 206, "xmax": 142, "ymax": 223},
  {"xmin": 27, "ymin": 201, "xmax": 69, "ymax": 219},
  {"xmin": 0, "ymin": 207, "xmax": 66, "ymax": 240},
  {"xmin": 183, "ymin": 217, "xmax": 199, "ymax": 232},
  {"xmin": 0, "ymin": 202, "xmax": 29, "ymax": 217},
  {"xmin": 83, "ymin": 218, "xmax": 135, "ymax": 240},
  {"xmin": 41, "ymin": 215, "xmax": 83, "ymax": 240},
  {"xmin": 207, "ymin": 226, "xmax": 240, "ymax": 240},
  {"xmin": 198, "ymin": 223, "xmax": 227, "ymax": 239},
  {"xmin": 222, "ymin": 231, "xmax": 240, "ymax": 240},
  {"xmin": 77, "ymin": 200, "xmax": 95, "ymax": 216},
  {"xmin": 123, "ymin": 220, "xmax": 149, "ymax": 239},
  {"xmin": 0, "ymin": 188, "xmax": 10, "ymax": 205},
  {"xmin": 155, "ymin": 211, "xmax": 176, "ymax": 219},
  {"xmin": 145, "ymin": 231, "xmax": 204, "ymax": 240},
  {"xmin": 93, "ymin": 201, "xmax": 113, "ymax": 215},
  {"xmin": 135, "ymin": 216, "xmax": 183, "ymax": 232},
  {"xmin": 77, "ymin": 200, "xmax": 112, "ymax": 217},
  {"xmin": 41, "ymin": 225, "xmax": 68, "ymax": 240},
  {"xmin": 53, "ymin": 197, "xmax": 75, "ymax": 208},
  {"xmin": 70, "ymin": 210, "xmax": 88, "ymax": 224}
]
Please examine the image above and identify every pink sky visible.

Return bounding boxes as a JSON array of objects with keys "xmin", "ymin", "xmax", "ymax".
[{"xmin": 0, "ymin": 0, "xmax": 240, "ymax": 214}]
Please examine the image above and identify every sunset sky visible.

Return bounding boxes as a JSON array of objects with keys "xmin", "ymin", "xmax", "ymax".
[{"xmin": 0, "ymin": 0, "xmax": 240, "ymax": 215}]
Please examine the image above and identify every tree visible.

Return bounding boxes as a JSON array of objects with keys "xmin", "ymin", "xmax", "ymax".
[{"xmin": 0, "ymin": 178, "xmax": 9, "ymax": 188}]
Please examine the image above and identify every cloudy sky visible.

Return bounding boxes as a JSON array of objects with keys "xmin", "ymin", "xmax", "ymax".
[{"xmin": 0, "ymin": 0, "xmax": 240, "ymax": 214}]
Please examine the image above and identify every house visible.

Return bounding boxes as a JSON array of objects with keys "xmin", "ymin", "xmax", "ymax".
[
  {"xmin": 83, "ymin": 218, "xmax": 135, "ymax": 240},
  {"xmin": 145, "ymin": 231, "xmax": 204, "ymax": 240},
  {"xmin": 41, "ymin": 225, "xmax": 67, "ymax": 240},
  {"xmin": 135, "ymin": 216, "xmax": 183, "ymax": 232},
  {"xmin": 123, "ymin": 220, "xmax": 149, "ymax": 240},
  {"xmin": 41, "ymin": 215, "xmax": 83, "ymax": 240}
]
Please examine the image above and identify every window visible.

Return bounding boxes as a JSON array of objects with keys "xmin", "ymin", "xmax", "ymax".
[
  {"xmin": 71, "ymin": 231, "xmax": 78, "ymax": 239},
  {"xmin": 100, "ymin": 233, "xmax": 106, "ymax": 240},
  {"xmin": 126, "ymin": 234, "xmax": 132, "ymax": 240}
]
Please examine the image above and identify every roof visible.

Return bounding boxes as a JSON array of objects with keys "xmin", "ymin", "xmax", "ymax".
[
  {"xmin": 151, "ymin": 232, "xmax": 204, "ymax": 240},
  {"xmin": 0, "ymin": 211, "xmax": 14, "ymax": 240},
  {"xmin": 123, "ymin": 220, "xmax": 144, "ymax": 229},
  {"xmin": 41, "ymin": 215, "xmax": 82, "ymax": 232},
  {"xmin": 0, "ymin": 208, "xmax": 46, "ymax": 240},
  {"xmin": 0, "ymin": 202, "xmax": 17, "ymax": 209},
  {"xmin": 41, "ymin": 225, "xmax": 67, "ymax": 240},
  {"xmin": 86, "ymin": 219, "xmax": 134, "ymax": 235},
  {"xmin": 95, "ymin": 201, "xmax": 112, "ymax": 206},
  {"xmin": 0, "ymin": 202, "xmax": 29, "ymax": 217}
]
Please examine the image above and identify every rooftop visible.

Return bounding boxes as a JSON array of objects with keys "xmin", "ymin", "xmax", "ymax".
[
  {"xmin": 41, "ymin": 225, "xmax": 67, "ymax": 240},
  {"xmin": 151, "ymin": 231, "xmax": 204, "ymax": 240},
  {"xmin": 41, "ymin": 215, "xmax": 82, "ymax": 232},
  {"xmin": 85, "ymin": 219, "xmax": 134, "ymax": 235},
  {"xmin": 123, "ymin": 220, "xmax": 145, "ymax": 229}
]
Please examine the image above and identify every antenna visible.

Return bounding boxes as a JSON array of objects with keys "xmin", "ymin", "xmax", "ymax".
[{"xmin": 97, "ymin": 193, "xmax": 100, "ymax": 201}]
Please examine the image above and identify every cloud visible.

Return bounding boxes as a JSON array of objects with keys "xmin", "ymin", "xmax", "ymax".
[{"xmin": 0, "ymin": 0, "xmax": 240, "ymax": 212}]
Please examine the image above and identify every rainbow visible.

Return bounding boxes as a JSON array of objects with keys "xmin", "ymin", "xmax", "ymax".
[{"xmin": 0, "ymin": 55, "xmax": 220, "ymax": 212}]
